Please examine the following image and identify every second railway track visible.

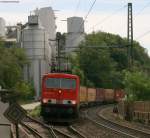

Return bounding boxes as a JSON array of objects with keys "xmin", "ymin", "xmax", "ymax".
[{"xmin": 86, "ymin": 105, "xmax": 150, "ymax": 138}]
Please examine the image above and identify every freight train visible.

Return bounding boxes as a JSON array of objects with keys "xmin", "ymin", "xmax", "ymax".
[{"xmin": 41, "ymin": 73, "xmax": 125, "ymax": 122}]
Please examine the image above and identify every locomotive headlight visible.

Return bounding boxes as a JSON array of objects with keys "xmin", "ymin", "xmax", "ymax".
[
  {"xmin": 43, "ymin": 98, "xmax": 48, "ymax": 103},
  {"xmin": 71, "ymin": 100, "xmax": 76, "ymax": 104},
  {"xmin": 116, "ymin": 93, "xmax": 119, "ymax": 97}
]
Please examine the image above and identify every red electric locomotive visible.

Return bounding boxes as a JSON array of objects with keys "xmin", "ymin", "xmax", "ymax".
[{"xmin": 41, "ymin": 73, "xmax": 80, "ymax": 121}]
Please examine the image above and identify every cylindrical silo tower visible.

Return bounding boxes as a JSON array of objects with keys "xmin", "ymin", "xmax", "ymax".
[
  {"xmin": 66, "ymin": 17, "xmax": 85, "ymax": 53},
  {"xmin": 34, "ymin": 7, "xmax": 57, "ymax": 59},
  {"xmin": 67, "ymin": 17, "xmax": 84, "ymax": 33},
  {"xmin": 0, "ymin": 17, "xmax": 5, "ymax": 38},
  {"xmin": 22, "ymin": 15, "xmax": 51, "ymax": 99}
]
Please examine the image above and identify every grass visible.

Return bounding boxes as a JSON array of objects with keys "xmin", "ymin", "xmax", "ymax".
[{"xmin": 28, "ymin": 105, "xmax": 41, "ymax": 117}]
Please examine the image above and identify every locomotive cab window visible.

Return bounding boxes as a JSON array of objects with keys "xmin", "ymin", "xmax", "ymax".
[
  {"xmin": 45, "ymin": 78, "xmax": 76, "ymax": 89},
  {"xmin": 61, "ymin": 78, "xmax": 76, "ymax": 89},
  {"xmin": 45, "ymin": 78, "xmax": 60, "ymax": 88}
]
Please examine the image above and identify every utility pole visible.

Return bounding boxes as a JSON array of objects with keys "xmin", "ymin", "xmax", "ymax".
[
  {"xmin": 127, "ymin": 3, "xmax": 133, "ymax": 69},
  {"xmin": 56, "ymin": 32, "xmax": 61, "ymax": 72}
]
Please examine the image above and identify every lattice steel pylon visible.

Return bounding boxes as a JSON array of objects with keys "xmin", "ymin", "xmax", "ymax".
[{"xmin": 127, "ymin": 3, "xmax": 133, "ymax": 69}]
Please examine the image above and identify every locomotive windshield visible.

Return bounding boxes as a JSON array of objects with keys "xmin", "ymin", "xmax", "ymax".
[{"xmin": 45, "ymin": 78, "xmax": 76, "ymax": 89}]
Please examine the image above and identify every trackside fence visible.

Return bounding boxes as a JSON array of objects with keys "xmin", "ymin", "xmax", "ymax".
[{"xmin": 118, "ymin": 101, "xmax": 150, "ymax": 124}]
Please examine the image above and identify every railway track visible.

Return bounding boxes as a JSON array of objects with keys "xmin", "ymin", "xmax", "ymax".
[
  {"xmin": 21, "ymin": 122, "xmax": 46, "ymax": 138},
  {"xmin": 22, "ymin": 116, "xmax": 86, "ymax": 138},
  {"xmin": 86, "ymin": 106, "xmax": 150, "ymax": 138},
  {"xmin": 22, "ymin": 116, "xmax": 57, "ymax": 138},
  {"xmin": 98, "ymin": 108, "xmax": 150, "ymax": 138},
  {"xmin": 53, "ymin": 125, "xmax": 87, "ymax": 138}
]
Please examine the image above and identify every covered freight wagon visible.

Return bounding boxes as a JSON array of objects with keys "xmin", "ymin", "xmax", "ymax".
[
  {"xmin": 104, "ymin": 89, "xmax": 114, "ymax": 102},
  {"xmin": 79, "ymin": 86, "xmax": 88, "ymax": 106},
  {"xmin": 87, "ymin": 88, "xmax": 96, "ymax": 105},
  {"xmin": 96, "ymin": 88, "xmax": 105, "ymax": 103}
]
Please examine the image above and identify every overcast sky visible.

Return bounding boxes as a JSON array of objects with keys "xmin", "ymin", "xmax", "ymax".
[{"xmin": 0, "ymin": 0, "xmax": 150, "ymax": 55}]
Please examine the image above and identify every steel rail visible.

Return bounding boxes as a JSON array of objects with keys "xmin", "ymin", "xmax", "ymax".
[
  {"xmin": 21, "ymin": 122, "xmax": 44, "ymax": 138},
  {"xmin": 87, "ymin": 115, "xmax": 137, "ymax": 138},
  {"xmin": 98, "ymin": 108, "xmax": 150, "ymax": 138},
  {"xmin": 53, "ymin": 127, "xmax": 74, "ymax": 138},
  {"xmin": 26, "ymin": 116, "xmax": 57, "ymax": 138},
  {"xmin": 26, "ymin": 116, "xmax": 86, "ymax": 138},
  {"xmin": 68, "ymin": 125, "xmax": 87, "ymax": 138},
  {"xmin": 86, "ymin": 107, "xmax": 138, "ymax": 138}
]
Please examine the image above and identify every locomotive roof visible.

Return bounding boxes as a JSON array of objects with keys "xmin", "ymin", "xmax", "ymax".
[{"xmin": 43, "ymin": 73, "xmax": 79, "ymax": 78}]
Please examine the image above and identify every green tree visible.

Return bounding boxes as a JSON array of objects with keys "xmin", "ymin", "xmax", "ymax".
[
  {"xmin": 70, "ymin": 31, "xmax": 150, "ymax": 90},
  {"xmin": 124, "ymin": 70, "xmax": 150, "ymax": 101},
  {"xmin": 0, "ymin": 41, "xmax": 34, "ymax": 101},
  {"xmin": 78, "ymin": 46, "xmax": 116, "ymax": 88},
  {"xmin": 0, "ymin": 45, "xmax": 27, "ymax": 88}
]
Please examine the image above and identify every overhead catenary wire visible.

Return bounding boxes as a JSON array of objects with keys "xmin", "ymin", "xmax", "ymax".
[
  {"xmin": 136, "ymin": 30, "xmax": 150, "ymax": 40},
  {"xmin": 69, "ymin": 0, "xmax": 81, "ymax": 28},
  {"xmin": 77, "ymin": 0, "xmax": 97, "ymax": 32},
  {"xmin": 74, "ymin": 0, "xmax": 81, "ymax": 16},
  {"xmin": 134, "ymin": 2, "xmax": 150, "ymax": 40},
  {"xmin": 67, "ymin": 0, "xmax": 97, "ymax": 47},
  {"xmin": 69, "ymin": 3, "xmax": 127, "ymax": 50},
  {"xmin": 135, "ymin": 1, "xmax": 150, "ymax": 17},
  {"xmin": 86, "ymin": 4, "xmax": 127, "ymax": 33}
]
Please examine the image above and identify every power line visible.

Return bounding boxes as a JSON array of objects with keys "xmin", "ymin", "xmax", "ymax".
[
  {"xmin": 67, "ymin": 0, "xmax": 97, "ymax": 47},
  {"xmin": 69, "ymin": 0, "xmax": 81, "ymax": 28},
  {"xmin": 134, "ymin": 2, "xmax": 150, "ymax": 40},
  {"xmin": 135, "ymin": 1, "xmax": 150, "ymax": 17},
  {"xmin": 136, "ymin": 30, "xmax": 150, "ymax": 40},
  {"xmin": 78, "ymin": 0, "xmax": 97, "ymax": 32},
  {"xmin": 74, "ymin": 0, "xmax": 81, "ymax": 16},
  {"xmin": 86, "ymin": 4, "xmax": 127, "ymax": 33}
]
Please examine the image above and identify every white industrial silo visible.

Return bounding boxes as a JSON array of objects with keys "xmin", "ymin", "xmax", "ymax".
[
  {"xmin": 22, "ymin": 15, "xmax": 51, "ymax": 99},
  {"xmin": 35, "ymin": 7, "xmax": 56, "ymax": 58},
  {"xmin": 66, "ymin": 17, "xmax": 85, "ymax": 53},
  {"xmin": 0, "ymin": 17, "xmax": 5, "ymax": 38},
  {"xmin": 67, "ymin": 17, "xmax": 84, "ymax": 33}
]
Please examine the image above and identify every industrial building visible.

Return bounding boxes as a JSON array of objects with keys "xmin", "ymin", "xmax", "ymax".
[
  {"xmin": 21, "ymin": 7, "xmax": 57, "ymax": 99},
  {"xmin": 22, "ymin": 15, "xmax": 52, "ymax": 99},
  {"xmin": 0, "ymin": 17, "xmax": 5, "ymax": 38},
  {"xmin": 35, "ymin": 7, "xmax": 57, "ymax": 59},
  {"xmin": 65, "ymin": 17, "xmax": 85, "ymax": 53}
]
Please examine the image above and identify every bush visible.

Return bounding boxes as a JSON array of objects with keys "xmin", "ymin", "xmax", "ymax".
[
  {"xmin": 13, "ymin": 81, "xmax": 35, "ymax": 102},
  {"xmin": 29, "ymin": 106, "xmax": 41, "ymax": 117},
  {"xmin": 124, "ymin": 70, "xmax": 150, "ymax": 101}
]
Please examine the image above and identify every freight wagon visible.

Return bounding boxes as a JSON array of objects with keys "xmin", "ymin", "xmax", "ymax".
[{"xmin": 41, "ymin": 73, "xmax": 125, "ymax": 122}]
